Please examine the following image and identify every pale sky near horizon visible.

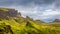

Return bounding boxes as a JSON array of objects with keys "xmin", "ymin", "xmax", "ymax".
[{"xmin": 0, "ymin": 0, "xmax": 60, "ymax": 22}]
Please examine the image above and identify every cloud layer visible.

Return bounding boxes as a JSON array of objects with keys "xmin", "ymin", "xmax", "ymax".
[{"xmin": 0, "ymin": 0, "xmax": 60, "ymax": 22}]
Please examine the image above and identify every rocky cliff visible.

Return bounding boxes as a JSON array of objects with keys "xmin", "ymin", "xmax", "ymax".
[{"xmin": 0, "ymin": 8, "xmax": 21, "ymax": 19}]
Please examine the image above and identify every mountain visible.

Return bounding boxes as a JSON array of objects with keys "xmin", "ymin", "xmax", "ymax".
[{"xmin": 0, "ymin": 8, "xmax": 60, "ymax": 34}]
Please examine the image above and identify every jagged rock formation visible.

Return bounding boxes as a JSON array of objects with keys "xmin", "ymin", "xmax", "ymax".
[
  {"xmin": 0, "ymin": 8, "xmax": 21, "ymax": 19},
  {"xmin": 7, "ymin": 9, "xmax": 18, "ymax": 17}
]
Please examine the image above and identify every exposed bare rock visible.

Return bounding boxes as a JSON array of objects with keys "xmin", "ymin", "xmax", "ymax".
[{"xmin": 0, "ymin": 8, "xmax": 21, "ymax": 19}]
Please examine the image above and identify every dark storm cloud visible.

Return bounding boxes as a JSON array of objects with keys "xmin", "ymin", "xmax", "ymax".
[
  {"xmin": 0, "ymin": 0, "xmax": 55, "ymax": 6},
  {"xmin": 34, "ymin": 0, "xmax": 55, "ymax": 5},
  {"xmin": 55, "ymin": 0, "xmax": 60, "ymax": 9}
]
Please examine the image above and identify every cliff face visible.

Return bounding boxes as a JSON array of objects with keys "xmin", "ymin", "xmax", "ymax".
[
  {"xmin": 0, "ymin": 8, "xmax": 21, "ymax": 19},
  {"xmin": 7, "ymin": 9, "xmax": 18, "ymax": 17}
]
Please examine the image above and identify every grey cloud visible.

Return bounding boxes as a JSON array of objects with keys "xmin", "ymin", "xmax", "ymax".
[
  {"xmin": 0, "ymin": 0, "xmax": 55, "ymax": 6},
  {"xmin": 0, "ymin": 0, "xmax": 60, "ymax": 22}
]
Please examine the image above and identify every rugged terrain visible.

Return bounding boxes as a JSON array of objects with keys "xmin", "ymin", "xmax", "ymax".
[{"xmin": 0, "ymin": 8, "xmax": 60, "ymax": 34}]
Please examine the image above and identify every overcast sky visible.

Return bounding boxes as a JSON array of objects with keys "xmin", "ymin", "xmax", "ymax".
[{"xmin": 0, "ymin": 0, "xmax": 60, "ymax": 22}]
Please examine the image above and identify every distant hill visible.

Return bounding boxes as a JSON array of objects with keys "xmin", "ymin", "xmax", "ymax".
[
  {"xmin": 53, "ymin": 19, "xmax": 60, "ymax": 22},
  {"xmin": 47, "ymin": 19, "xmax": 60, "ymax": 28}
]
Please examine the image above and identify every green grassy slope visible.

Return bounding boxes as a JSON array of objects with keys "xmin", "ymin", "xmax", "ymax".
[{"xmin": 0, "ymin": 19, "xmax": 60, "ymax": 34}]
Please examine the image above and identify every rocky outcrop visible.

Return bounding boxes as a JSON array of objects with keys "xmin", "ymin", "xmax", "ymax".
[
  {"xmin": 7, "ymin": 9, "xmax": 18, "ymax": 17},
  {"xmin": 0, "ymin": 8, "xmax": 21, "ymax": 19}
]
